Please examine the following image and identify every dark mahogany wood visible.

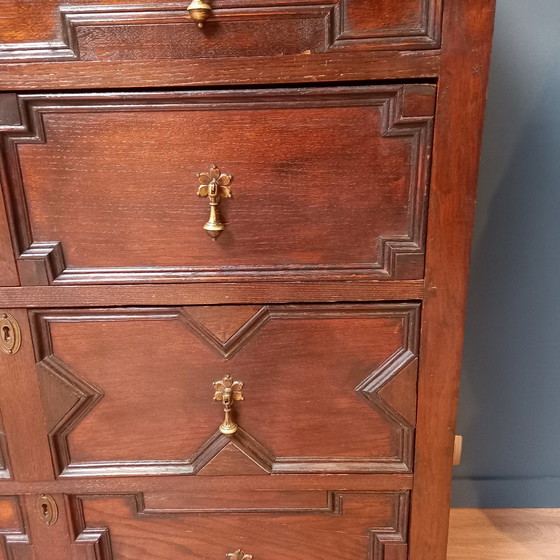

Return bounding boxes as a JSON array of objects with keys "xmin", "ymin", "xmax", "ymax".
[
  {"xmin": 0, "ymin": 280, "xmax": 424, "ymax": 307},
  {"xmin": 29, "ymin": 303, "xmax": 419, "ymax": 477},
  {"xmin": 0, "ymin": 308, "xmax": 55, "ymax": 481},
  {"xmin": 0, "ymin": 473, "xmax": 413, "ymax": 495},
  {"xmin": 0, "ymin": 496, "xmax": 32, "ymax": 559},
  {"xmin": 54, "ymin": 491, "xmax": 409, "ymax": 560},
  {"xmin": 0, "ymin": 95, "xmax": 18, "ymax": 286},
  {"xmin": 409, "ymin": 1, "xmax": 496, "ymax": 559},
  {"xmin": 0, "ymin": 0, "xmax": 441, "ymax": 62},
  {"xmin": 0, "ymin": 51, "xmax": 441, "ymax": 91},
  {"xmin": 0, "ymin": 85, "xmax": 435, "ymax": 285},
  {"xmin": 0, "ymin": 1, "xmax": 495, "ymax": 559}
]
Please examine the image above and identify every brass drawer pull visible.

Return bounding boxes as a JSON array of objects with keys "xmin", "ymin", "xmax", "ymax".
[
  {"xmin": 196, "ymin": 165, "xmax": 232, "ymax": 239},
  {"xmin": 188, "ymin": 0, "xmax": 212, "ymax": 28},
  {"xmin": 213, "ymin": 374, "xmax": 244, "ymax": 435},
  {"xmin": 227, "ymin": 550, "xmax": 253, "ymax": 560}
]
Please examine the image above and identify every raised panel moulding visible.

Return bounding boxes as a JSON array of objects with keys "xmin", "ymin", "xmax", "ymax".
[
  {"xmin": 68, "ymin": 491, "xmax": 410, "ymax": 559},
  {"xmin": 29, "ymin": 304, "xmax": 419, "ymax": 477},
  {"xmin": 0, "ymin": 1, "xmax": 443, "ymax": 63},
  {"xmin": 1, "ymin": 86, "xmax": 434, "ymax": 284}
]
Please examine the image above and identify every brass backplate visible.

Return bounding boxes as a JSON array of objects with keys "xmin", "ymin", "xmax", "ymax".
[
  {"xmin": 35, "ymin": 494, "xmax": 58, "ymax": 526},
  {"xmin": 0, "ymin": 313, "xmax": 21, "ymax": 355},
  {"xmin": 196, "ymin": 165, "xmax": 233, "ymax": 239},
  {"xmin": 213, "ymin": 374, "xmax": 244, "ymax": 436}
]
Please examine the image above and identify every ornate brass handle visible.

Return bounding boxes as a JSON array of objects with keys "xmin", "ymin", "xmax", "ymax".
[
  {"xmin": 213, "ymin": 375, "xmax": 244, "ymax": 435},
  {"xmin": 226, "ymin": 551, "xmax": 252, "ymax": 560},
  {"xmin": 196, "ymin": 165, "xmax": 232, "ymax": 240},
  {"xmin": 187, "ymin": 0, "xmax": 212, "ymax": 27}
]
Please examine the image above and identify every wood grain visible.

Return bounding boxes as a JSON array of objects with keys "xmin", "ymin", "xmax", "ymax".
[
  {"xmin": 69, "ymin": 491, "xmax": 409, "ymax": 559},
  {"xmin": 0, "ymin": 281, "xmax": 424, "ymax": 307},
  {"xmin": 0, "ymin": 0, "xmax": 442, "ymax": 61},
  {"xmin": 2, "ymin": 86, "xmax": 435, "ymax": 284},
  {"xmin": 0, "ymin": 309, "xmax": 55, "ymax": 481},
  {"xmin": 448, "ymin": 509, "xmax": 560, "ymax": 560},
  {"xmin": 0, "ymin": 496, "xmax": 33, "ymax": 559},
  {"xmin": 0, "ymin": 473, "xmax": 414, "ymax": 495},
  {"xmin": 0, "ymin": 0, "xmax": 495, "ymax": 557},
  {"xmin": 409, "ymin": 1, "xmax": 496, "ymax": 559},
  {"xmin": 0, "ymin": 51, "xmax": 441, "ymax": 91},
  {"xmin": 30, "ymin": 304, "xmax": 419, "ymax": 477}
]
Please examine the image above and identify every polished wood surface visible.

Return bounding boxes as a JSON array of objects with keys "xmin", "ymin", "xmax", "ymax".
[
  {"xmin": 32, "ymin": 304, "xmax": 418, "ymax": 477},
  {"xmin": 71, "ymin": 492, "xmax": 408, "ymax": 559},
  {"xmin": 410, "ymin": 2, "xmax": 496, "ymax": 558},
  {"xmin": 2, "ymin": 85, "xmax": 434, "ymax": 284},
  {"xmin": 448, "ymin": 509, "xmax": 560, "ymax": 560},
  {"xmin": 0, "ymin": 1, "xmax": 495, "ymax": 558},
  {"xmin": 0, "ymin": 51, "xmax": 442, "ymax": 91},
  {"xmin": 0, "ymin": 281, "xmax": 425, "ymax": 308},
  {"xmin": 0, "ymin": 0, "xmax": 442, "ymax": 61}
]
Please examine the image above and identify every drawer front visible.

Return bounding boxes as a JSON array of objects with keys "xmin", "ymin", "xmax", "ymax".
[
  {"xmin": 66, "ymin": 489, "xmax": 409, "ymax": 560},
  {"xmin": 2, "ymin": 85, "xmax": 435, "ymax": 285},
  {"xmin": 30, "ymin": 303, "xmax": 419, "ymax": 477},
  {"xmin": 1, "ymin": 0, "xmax": 442, "ymax": 63}
]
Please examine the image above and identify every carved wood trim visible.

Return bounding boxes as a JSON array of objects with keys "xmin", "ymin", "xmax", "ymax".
[
  {"xmin": 0, "ymin": 1, "xmax": 442, "ymax": 63},
  {"xmin": 29, "ymin": 304, "xmax": 419, "ymax": 477},
  {"xmin": 369, "ymin": 491, "xmax": 410, "ymax": 560},
  {"xmin": 0, "ymin": 496, "xmax": 32, "ymax": 559},
  {"xmin": 18, "ymin": 242, "xmax": 66, "ymax": 286},
  {"xmin": 37, "ymin": 355, "xmax": 104, "ymax": 478},
  {"xmin": 67, "ymin": 491, "xmax": 409, "ymax": 559},
  {"xmin": 0, "ymin": 423, "xmax": 11, "ymax": 481},
  {"xmin": 1, "ymin": 86, "xmax": 433, "ymax": 284},
  {"xmin": 137, "ymin": 489, "xmax": 335, "ymax": 514},
  {"xmin": 177, "ymin": 306, "xmax": 270, "ymax": 360}
]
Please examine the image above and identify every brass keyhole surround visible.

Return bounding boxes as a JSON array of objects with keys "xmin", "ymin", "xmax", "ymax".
[
  {"xmin": 35, "ymin": 494, "xmax": 58, "ymax": 526},
  {"xmin": 0, "ymin": 313, "xmax": 21, "ymax": 355}
]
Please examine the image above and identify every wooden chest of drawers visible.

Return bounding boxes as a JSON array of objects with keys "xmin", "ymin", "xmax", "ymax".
[{"xmin": 0, "ymin": 1, "xmax": 495, "ymax": 558}]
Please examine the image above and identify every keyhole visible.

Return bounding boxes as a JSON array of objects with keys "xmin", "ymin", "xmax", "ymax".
[
  {"xmin": 41, "ymin": 503, "xmax": 49, "ymax": 519},
  {"xmin": 2, "ymin": 326, "xmax": 11, "ymax": 344}
]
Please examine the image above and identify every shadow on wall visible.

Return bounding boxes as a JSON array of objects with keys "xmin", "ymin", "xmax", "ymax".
[{"xmin": 452, "ymin": 0, "xmax": 560, "ymax": 508}]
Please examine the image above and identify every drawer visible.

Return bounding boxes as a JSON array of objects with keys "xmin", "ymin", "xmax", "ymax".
[
  {"xmin": 30, "ymin": 303, "xmax": 419, "ymax": 477},
  {"xmin": 1, "ymin": 1, "xmax": 442, "ymax": 64},
  {"xmin": 64, "ymin": 488, "xmax": 410, "ymax": 559},
  {"xmin": 1, "ymin": 84, "xmax": 435, "ymax": 285}
]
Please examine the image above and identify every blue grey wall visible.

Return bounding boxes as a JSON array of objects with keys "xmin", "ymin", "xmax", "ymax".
[{"xmin": 452, "ymin": 0, "xmax": 560, "ymax": 508}]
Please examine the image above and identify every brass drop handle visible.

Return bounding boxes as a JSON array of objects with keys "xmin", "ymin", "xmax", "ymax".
[
  {"xmin": 213, "ymin": 375, "xmax": 244, "ymax": 435},
  {"xmin": 187, "ymin": 0, "xmax": 212, "ymax": 28},
  {"xmin": 196, "ymin": 165, "xmax": 232, "ymax": 240}
]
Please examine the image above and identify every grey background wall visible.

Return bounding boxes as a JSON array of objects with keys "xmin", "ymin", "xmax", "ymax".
[{"xmin": 452, "ymin": 0, "xmax": 560, "ymax": 508}]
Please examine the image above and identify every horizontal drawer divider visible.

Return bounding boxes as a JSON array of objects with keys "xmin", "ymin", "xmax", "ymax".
[
  {"xmin": 0, "ymin": 473, "xmax": 414, "ymax": 495},
  {"xmin": 0, "ymin": 281, "xmax": 425, "ymax": 307}
]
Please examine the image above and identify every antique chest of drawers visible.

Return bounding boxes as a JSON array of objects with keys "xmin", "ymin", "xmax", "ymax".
[{"xmin": 0, "ymin": 1, "xmax": 495, "ymax": 559}]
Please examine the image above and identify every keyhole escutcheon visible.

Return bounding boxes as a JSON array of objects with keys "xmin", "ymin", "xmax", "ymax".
[
  {"xmin": 35, "ymin": 494, "xmax": 58, "ymax": 526},
  {"xmin": 0, "ymin": 313, "xmax": 21, "ymax": 355}
]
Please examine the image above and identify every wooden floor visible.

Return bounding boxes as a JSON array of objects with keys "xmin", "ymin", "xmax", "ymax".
[{"xmin": 448, "ymin": 509, "xmax": 560, "ymax": 559}]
